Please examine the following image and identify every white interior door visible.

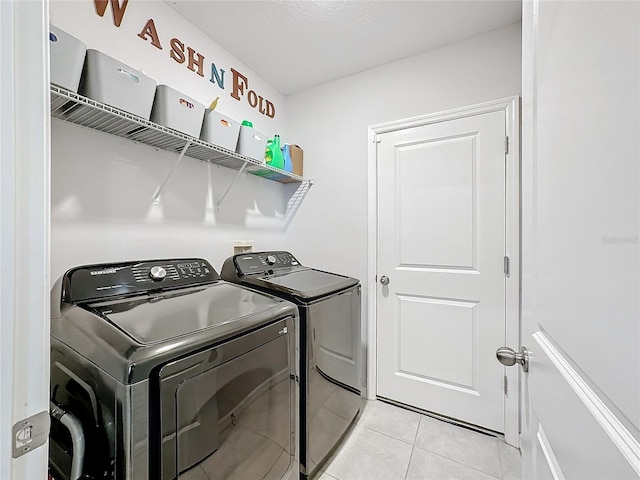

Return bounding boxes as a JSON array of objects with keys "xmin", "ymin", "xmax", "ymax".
[
  {"xmin": 520, "ymin": 1, "xmax": 640, "ymax": 478},
  {"xmin": 376, "ymin": 108, "xmax": 508, "ymax": 433}
]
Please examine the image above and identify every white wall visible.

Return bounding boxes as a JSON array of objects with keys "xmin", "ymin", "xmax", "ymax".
[
  {"xmin": 51, "ymin": 119, "xmax": 296, "ymax": 279},
  {"xmin": 50, "ymin": 4, "xmax": 522, "ymax": 325},
  {"xmin": 49, "ymin": 0, "xmax": 295, "ymax": 280},
  {"xmin": 285, "ymin": 22, "xmax": 521, "ymax": 273},
  {"xmin": 283, "ymin": 23, "xmax": 522, "ymax": 382}
]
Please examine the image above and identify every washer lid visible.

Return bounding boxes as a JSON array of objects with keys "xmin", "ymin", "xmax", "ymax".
[
  {"xmin": 221, "ymin": 251, "xmax": 360, "ymax": 301},
  {"xmin": 254, "ymin": 269, "xmax": 359, "ymax": 301},
  {"xmin": 87, "ymin": 282, "xmax": 283, "ymax": 344},
  {"xmin": 52, "ymin": 280, "xmax": 298, "ymax": 384}
]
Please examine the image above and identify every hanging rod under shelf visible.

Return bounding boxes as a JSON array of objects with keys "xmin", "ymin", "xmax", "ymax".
[{"xmin": 49, "ymin": 85, "xmax": 312, "ymax": 185}]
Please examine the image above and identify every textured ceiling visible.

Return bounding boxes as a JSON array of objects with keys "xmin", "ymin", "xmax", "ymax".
[{"xmin": 164, "ymin": 0, "xmax": 522, "ymax": 95}]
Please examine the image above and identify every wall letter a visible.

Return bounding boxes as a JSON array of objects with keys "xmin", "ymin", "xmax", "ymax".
[
  {"xmin": 94, "ymin": 0, "xmax": 129, "ymax": 28},
  {"xmin": 138, "ymin": 19, "xmax": 162, "ymax": 50}
]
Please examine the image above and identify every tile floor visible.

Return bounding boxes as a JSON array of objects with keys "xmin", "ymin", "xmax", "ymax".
[{"xmin": 318, "ymin": 400, "xmax": 522, "ymax": 480}]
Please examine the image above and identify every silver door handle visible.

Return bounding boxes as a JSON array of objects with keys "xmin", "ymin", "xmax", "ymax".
[
  {"xmin": 379, "ymin": 275, "xmax": 390, "ymax": 285},
  {"xmin": 496, "ymin": 346, "xmax": 529, "ymax": 372}
]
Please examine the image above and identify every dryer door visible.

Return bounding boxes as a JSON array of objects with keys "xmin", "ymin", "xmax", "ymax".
[
  {"xmin": 156, "ymin": 317, "xmax": 295, "ymax": 480},
  {"xmin": 309, "ymin": 285, "xmax": 361, "ymax": 391}
]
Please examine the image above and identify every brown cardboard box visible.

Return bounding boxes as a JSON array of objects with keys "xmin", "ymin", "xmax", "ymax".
[{"xmin": 289, "ymin": 144, "xmax": 303, "ymax": 177}]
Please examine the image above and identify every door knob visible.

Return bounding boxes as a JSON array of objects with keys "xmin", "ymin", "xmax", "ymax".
[
  {"xmin": 379, "ymin": 275, "xmax": 390, "ymax": 285},
  {"xmin": 496, "ymin": 346, "xmax": 529, "ymax": 372}
]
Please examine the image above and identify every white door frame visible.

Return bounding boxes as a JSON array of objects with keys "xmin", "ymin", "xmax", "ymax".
[
  {"xmin": 0, "ymin": 0, "xmax": 50, "ymax": 477},
  {"xmin": 367, "ymin": 97, "xmax": 521, "ymax": 446}
]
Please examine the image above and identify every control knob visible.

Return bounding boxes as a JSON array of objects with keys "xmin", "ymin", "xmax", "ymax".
[
  {"xmin": 149, "ymin": 266, "xmax": 167, "ymax": 281},
  {"xmin": 266, "ymin": 255, "xmax": 277, "ymax": 266}
]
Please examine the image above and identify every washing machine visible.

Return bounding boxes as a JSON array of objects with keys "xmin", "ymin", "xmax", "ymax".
[
  {"xmin": 221, "ymin": 251, "xmax": 364, "ymax": 479},
  {"xmin": 49, "ymin": 258, "xmax": 298, "ymax": 480}
]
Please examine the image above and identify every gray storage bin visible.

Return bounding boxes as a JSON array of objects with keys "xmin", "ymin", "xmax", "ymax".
[
  {"xmin": 200, "ymin": 110, "xmax": 241, "ymax": 151},
  {"xmin": 150, "ymin": 85, "xmax": 205, "ymax": 138},
  {"xmin": 236, "ymin": 125, "xmax": 267, "ymax": 162},
  {"xmin": 49, "ymin": 24, "xmax": 86, "ymax": 92},
  {"xmin": 80, "ymin": 49, "xmax": 157, "ymax": 120}
]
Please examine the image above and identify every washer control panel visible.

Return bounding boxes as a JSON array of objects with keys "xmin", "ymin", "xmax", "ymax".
[
  {"xmin": 63, "ymin": 258, "xmax": 219, "ymax": 304},
  {"xmin": 233, "ymin": 251, "xmax": 301, "ymax": 275}
]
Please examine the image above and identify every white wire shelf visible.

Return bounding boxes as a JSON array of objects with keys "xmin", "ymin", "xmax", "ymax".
[{"xmin": 50, "ymin": 85, "xmax": 312, "ymax": 185}]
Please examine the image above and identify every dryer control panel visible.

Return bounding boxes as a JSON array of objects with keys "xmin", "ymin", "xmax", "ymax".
[
  {"xmin": 232, "ymin": 251, "xmax": 301, "ymax": 276},
  {"xmin": 62, "ymin": 258, "xmax": 219, "ymax": 304}
]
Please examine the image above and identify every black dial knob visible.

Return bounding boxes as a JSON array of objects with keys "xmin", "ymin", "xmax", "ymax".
[
  {"xmin": 266, "ymin": 255, "xmax": 277, "ymax": 265},
  {"xmin": 149, "ymin": 266, "xmax": 167, "ymax": 281}
]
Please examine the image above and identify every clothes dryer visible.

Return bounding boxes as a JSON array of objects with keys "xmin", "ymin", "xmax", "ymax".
[{"xmin": 221, "ymin": 251, "xmax": 364, "ymax": 479}]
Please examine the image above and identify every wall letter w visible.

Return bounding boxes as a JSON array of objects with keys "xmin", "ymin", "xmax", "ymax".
[{"xmin": 94, "ymin": 0, "xmax": 129, "ymax": 28}]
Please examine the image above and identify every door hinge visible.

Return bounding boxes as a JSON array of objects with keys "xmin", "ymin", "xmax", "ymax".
[
  {"xmin": 503, "ymin": 256, "xmax": 510, "ymax": 276},
  {"xmin": 504, "ymin": 136, "xmax": 509, "ymax": 154},
  {"xmin": 373, "ymin": 134, "xmax": 381, "ymax": 144},
  {"xmin": 504, "ymin": 375, "xmax": 508, "ymax": 395}
]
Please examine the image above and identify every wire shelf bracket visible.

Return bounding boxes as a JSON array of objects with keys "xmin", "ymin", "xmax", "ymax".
[
  {"xmin": 152, "ymin": 140, "xmax": 192, "ymax": 204},
  {"xmin": 216, "ymin": 160, "xmax": 248, "ymax": 210}
]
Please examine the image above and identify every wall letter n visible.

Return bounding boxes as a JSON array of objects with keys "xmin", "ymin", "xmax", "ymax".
[{"xmin": 94, "ymin": 0, "xmax": 130, "ymax": 28}]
